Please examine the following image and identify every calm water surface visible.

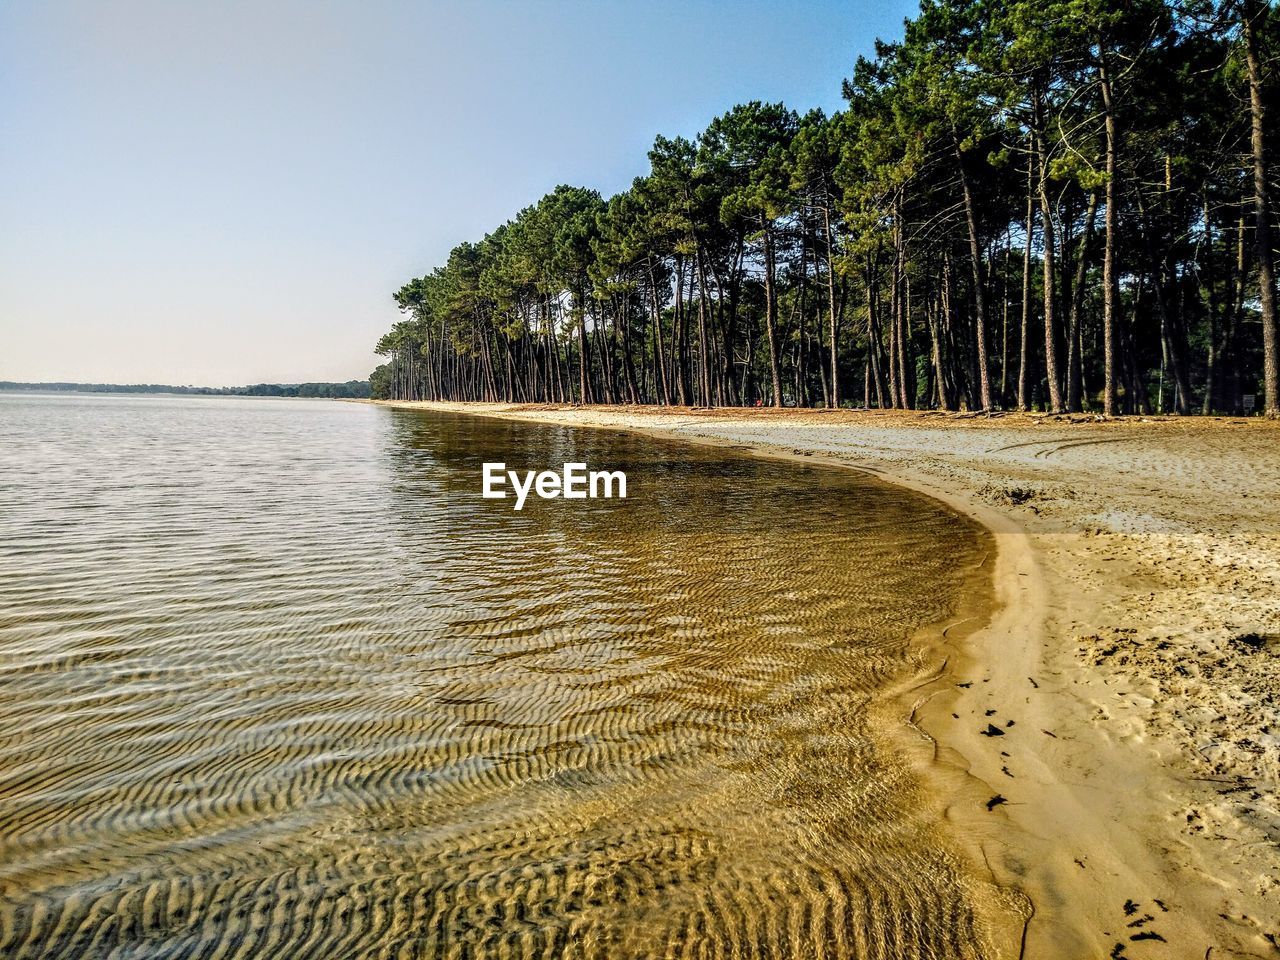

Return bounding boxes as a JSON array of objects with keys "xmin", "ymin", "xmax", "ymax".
[{"xmin": 0, "ymin": 394, "xmax": 1005, "ymax": 959}]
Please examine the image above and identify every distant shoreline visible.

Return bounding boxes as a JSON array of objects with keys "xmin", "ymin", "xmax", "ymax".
[
  {"xmin": 0, "ymin": 380, "xmax": 370, "ymax": 399},
  {"xmin": 367, "ymin": 399, "xmax": 1280, "ymax": 958}
]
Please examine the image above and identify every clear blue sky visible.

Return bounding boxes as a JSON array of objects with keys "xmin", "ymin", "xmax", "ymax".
[{"xmin": 1, "ymin": 0, "xmax": 917, "ymax": 386}]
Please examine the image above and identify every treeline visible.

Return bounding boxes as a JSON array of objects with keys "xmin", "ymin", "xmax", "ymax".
[
  {"xmin": 2, "ymin": 381, "xmax": 372, "ymax": 398},
  {"xmin": 375, "ymin": 0, "xmax": 1280, "ymax": 416}
]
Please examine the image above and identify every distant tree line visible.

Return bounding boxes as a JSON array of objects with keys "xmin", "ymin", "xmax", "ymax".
[
  {"xmin": 1, "ymin": 381, "xmax": 372, "ymax": 399},
  {"xmin": 375, "ymin": 0, "xmax": 1280, "ymax": 416}
]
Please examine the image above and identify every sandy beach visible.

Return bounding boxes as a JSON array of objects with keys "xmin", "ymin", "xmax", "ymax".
[{"xmin": 370, "ymin": 400, "xmax": 1280, "ymax": 959}]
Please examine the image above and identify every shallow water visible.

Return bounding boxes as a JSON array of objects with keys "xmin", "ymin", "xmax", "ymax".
[{"xmin": 0, "ymin": 394, "xmax": 1000, "ymax": 959}]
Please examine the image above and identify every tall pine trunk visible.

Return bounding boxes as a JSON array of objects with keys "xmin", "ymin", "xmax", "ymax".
[
  {"xmin": 1245, "ymin": 0, "xmax": 1280, "ymax": 416},
  {"xmin": 577, "ymin": 286, "xmax": 593, "ymax": 404},
  {"xmin": 1099, "ymin": 51, "xmax": 1120, "ymax": 416},
  {"xmin": 1034, "ymin": 100, "xmax": 1065, "ymax": 412},
  {"xmin": 1019, "ymin": 150, "xmax": 1034, "ymax": 411},
  {"xmin": 956, "ymin": 135, "xmax": 993, "ymax": 409},
  {"xmin": 823, "ymin": 206, "xmax": 840, "ymax": 408},
  {"xmin": 762, "ymin": 222, "xmax": 784, "ymax": 406},
  {"xmin": 1067, "ymin": 193, "xmax": 1098, "ymax": 412}
]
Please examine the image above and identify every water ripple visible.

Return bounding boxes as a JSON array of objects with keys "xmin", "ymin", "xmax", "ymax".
[{"xmin": 0, "ymin": 393, "xmax": 1005, "ymax": 958}]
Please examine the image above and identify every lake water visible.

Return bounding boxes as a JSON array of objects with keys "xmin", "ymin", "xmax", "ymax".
[{"xmin": 0, "ymin": 393, "xmax": 1005, "ymax": 958}]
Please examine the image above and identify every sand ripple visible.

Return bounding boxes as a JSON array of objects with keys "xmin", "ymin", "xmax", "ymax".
[{"xmin": 0, "ymin": 395, "xmax": 1004, "ymax": 958}]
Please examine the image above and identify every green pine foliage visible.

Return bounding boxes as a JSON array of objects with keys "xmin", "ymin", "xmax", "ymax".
[{"xmin": 375, "ymin": 0, "xmax": 1280, "ymax": 415}]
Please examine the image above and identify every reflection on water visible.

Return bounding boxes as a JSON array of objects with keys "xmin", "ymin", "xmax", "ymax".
[{"xmin": 0, "ymin": 394, "xmax": 1004, "ymax": 958}]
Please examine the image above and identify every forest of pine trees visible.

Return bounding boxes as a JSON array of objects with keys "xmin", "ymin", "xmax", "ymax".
[{"xmin": 373, "ymin": 0, "xmax": 1280, "ymax": 417}]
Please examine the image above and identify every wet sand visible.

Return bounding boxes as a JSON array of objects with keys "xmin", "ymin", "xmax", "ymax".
[{"xmin": 373, "ymin": 401, "xmax": 1280, "ymax": 959}]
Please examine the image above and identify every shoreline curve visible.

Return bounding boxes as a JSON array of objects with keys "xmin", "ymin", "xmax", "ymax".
[{"xmin": 360, "ymin": 399, "xmax": 1280, "ymax": 958}]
